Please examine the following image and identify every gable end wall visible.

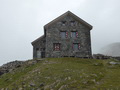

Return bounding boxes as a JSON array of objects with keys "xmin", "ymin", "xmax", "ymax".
[{"xmin": 45, "ymin": 15, "xmax": 92, "ymax": 58}]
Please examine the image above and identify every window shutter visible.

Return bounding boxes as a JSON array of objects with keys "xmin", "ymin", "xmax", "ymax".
[
  {"xmin": 78, "ymin": 43, "xmax": 80, "ymax": 49},
  {"xmin": 76, "ymin": 32, "xmax": 78, "ymax": 38},
  {"xmin": 54, "ymin": 43, "xmax": 60, "ymax": 51},
  {"xmin": 58, "ymin": 44, "xmax": 60, "ymax": 50},
  {"xmin": 56, "ymin": 45, "xmax": 58, "ymax": 50},
  {"xmin": 57, "ymin": 44, "xmax": 59, "ymax": 50},
  {"xmin": 66, "ymin": 32, "xmax": 68, "ymax": 38}
]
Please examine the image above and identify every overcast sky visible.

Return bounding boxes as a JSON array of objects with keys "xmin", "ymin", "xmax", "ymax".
[{"xmin": 0, "ymin": 0, "xmax": 120, "ymax": 65}]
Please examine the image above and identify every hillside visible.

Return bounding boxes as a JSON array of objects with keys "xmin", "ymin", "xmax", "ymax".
[{"xmin": 0, "ymin": 58, "xmax": 120, "ymax": 90}]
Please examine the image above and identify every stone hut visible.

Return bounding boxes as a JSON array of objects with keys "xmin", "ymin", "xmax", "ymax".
[{"xmin": 31, "ymin": 11, "xmax": 93, "ymax": 58}]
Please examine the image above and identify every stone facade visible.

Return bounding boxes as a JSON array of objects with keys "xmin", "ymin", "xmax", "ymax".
[
  {"xmin": 32, "ymin": 35, "xmax": 46, "ymax": 58},
  {"xmin": 32, "ymin": 11, "xmax": 93, "ymax": 58}
]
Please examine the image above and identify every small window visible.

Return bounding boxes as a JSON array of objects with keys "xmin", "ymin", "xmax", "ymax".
[
  {"xmin": 71, "ymin": 31, "xmax": 78, "ymax": 38},
  {"xmin": 61, "ymin": 21, "xmax": 66, "ymax": 26},
  {"xmin": 60, "ymin": 31, "xmax": 68, "ymax": 38},
  {"xmin": 70, "ymin": 21, "xmax": 75, "ymax": 26},
  {"xmin": 72, "ymin": 43, "xmax": 80, "ymax": 51},
  {"xmin": 53, "ymin": 43, "xmax": 60, "ymax": 51}
]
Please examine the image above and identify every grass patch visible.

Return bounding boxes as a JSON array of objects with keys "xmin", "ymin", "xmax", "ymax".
[{"xmin": 0, "ymin": 58, "xmax": 120, "ymax": 89}]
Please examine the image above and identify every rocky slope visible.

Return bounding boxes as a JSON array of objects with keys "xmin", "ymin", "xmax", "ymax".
[
  {"xmin": 0, "ymin": 61, "xmax": 25, "ymax": 76},
  {"xmin": 0, "ymin": 58, "xmax": 120, "ymax": 90}
]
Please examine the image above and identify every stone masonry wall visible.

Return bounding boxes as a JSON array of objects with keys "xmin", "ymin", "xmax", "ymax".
[
  {"xmin": 45, "ymin": 15, "xmax": 92, "ymax": 58},
  {"xmin": 33, "ymin": 36, "xmax": 46, "ymax": 58}
]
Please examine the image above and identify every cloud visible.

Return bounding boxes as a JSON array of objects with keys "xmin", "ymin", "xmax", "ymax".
[{"xmin": 0, "ymin": 0, "xmax": 120, "ymax": 65}]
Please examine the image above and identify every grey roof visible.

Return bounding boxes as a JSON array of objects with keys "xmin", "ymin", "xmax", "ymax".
[
  {"xmin": 44, "ymin": 11, "xmax": 93, "ymax": 30},
  {"xmin": 31, "ymin": 35, "xmax": 44, "ymax": 45}
]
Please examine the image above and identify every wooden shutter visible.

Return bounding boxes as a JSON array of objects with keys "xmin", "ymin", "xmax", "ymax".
[
  {"xmin": 76, "ymin": 32, "xmax": 78, "ymax": 38},
  {"xmin": 66, "ymin": 32, "xmax": 68, "ymax": 38},
  {"xmin": 54, "ymin": 43, "xmax": 60, "ymax": 51},
  {"xmin": 56, "ymin": 44, "xmax": 59, "ymax": 50},
  {"xmin": 78, "ymin": 43, "xmax": 80, "ymax": 49}
]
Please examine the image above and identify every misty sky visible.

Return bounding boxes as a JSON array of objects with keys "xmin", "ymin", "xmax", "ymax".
[{"xmin": 0, "ymin": 0, "xmax": 120, "ymax": 65}]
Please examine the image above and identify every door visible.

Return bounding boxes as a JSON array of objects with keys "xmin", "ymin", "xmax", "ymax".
[
  {"xmin": 37, "ymin": 51, "xmax": 41, "ymax": 58},
  {"xmin": 41, "ymin": 52, "xmax": 45, "ymax": 58}
]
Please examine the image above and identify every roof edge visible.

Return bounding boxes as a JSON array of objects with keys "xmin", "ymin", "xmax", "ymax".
[
  {"xmin": 44, "ymin": 11, "xmax": 93, "ymax": 30},
  {"xmin": 31, "ymin": 35, "xmax": 44, "ymax": 45}
]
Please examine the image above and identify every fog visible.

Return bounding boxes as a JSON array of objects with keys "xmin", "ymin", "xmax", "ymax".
[
  {"xmin": 0, "ymin": 0, "xmax": 120, "ymax": 65},
  {"xmin": 100, "ymin": 42, "xmax": 120, "ymax": 56}
]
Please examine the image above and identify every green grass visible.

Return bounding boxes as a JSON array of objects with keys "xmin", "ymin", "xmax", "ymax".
[{"xmin": 0, "ymin": 58, "xmax": 120, "ymax": 90}]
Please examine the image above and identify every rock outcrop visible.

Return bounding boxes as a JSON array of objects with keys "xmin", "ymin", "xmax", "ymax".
[{"xmin": 0, "ymin": 60, "xmax": 24, "ymax": 76}]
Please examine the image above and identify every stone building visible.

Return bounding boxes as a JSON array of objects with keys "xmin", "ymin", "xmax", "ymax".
[{"xmin": 31, "ymin": 11, "xmax": 93, "ymax": 58}]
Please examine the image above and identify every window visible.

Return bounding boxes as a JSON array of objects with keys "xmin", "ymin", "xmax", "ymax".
[
  {"xmin": 71, "ymin": 31, "xmax": 78, "ymax": 38},
  {"xmin": 53, "ymin": 43, "xmax": 60, "ymax": 51},
  {"xmin": 60, "ymin": 31, "xmax": 68, "ymax": 38},
  {"xmin": 72, "ymin": 43, "xmax": 80, "ymax": 51},
  {"xmin": 70, "ymin": 21, "xmax": 75, "ymax": 26},
  {"xmin": 61, "ymin": 21, "xmax": 66, "ymax": 26}
]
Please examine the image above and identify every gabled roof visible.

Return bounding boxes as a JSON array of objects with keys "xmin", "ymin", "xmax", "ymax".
[
  {"xmin": 44, "ymin": 11, "xmax": 93, "ymax": 30},
  {"xmin": 31, "ymin": 35, "xmax": 44, "ymax": 45}
]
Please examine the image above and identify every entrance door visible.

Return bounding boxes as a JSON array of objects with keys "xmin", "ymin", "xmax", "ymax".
[
  {"xmin": 37, "ymin": 51, "xmax": 41, "ymax": 58},
  {"xmin": 41, "ymin": 52, "xmax": 45, "ymax": 58}
]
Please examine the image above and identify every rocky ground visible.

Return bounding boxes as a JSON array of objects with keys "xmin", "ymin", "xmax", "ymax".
[
  {"xmin": 0, "ymin": 58, "xmax": 120, "ymax": 89},
  {"xmin": 0, "ymin": 61, "xmax": 25, "ymax": 76}
]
